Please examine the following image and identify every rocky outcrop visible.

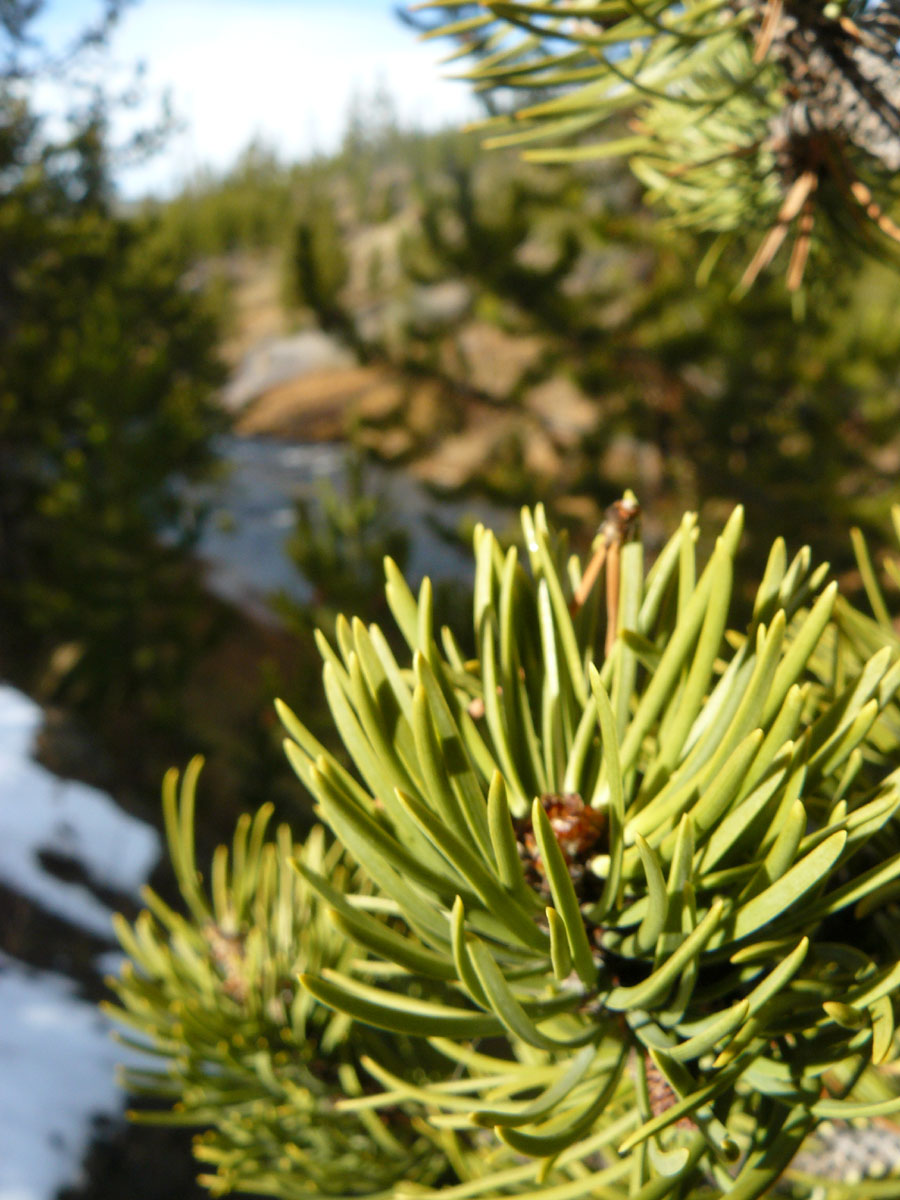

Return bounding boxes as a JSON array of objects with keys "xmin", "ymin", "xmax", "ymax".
[{"xmin": 223, "ymin": 331, "xmax": 356, "ymax": 413}]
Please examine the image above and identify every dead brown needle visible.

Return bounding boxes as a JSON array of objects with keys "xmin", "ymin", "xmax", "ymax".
[
  {"xmin": 753, "ymin": 0, "xmax": 784, "ymax": 63},
  {"xmin": 571, "ymin": 540, "xmax": 608, "ymax": 613},
  {"xmin": 849, "ymin": 179, "xmax": 900, "ymax": 243},
  {"xmin": 740, "ymin": 169, "xmax": 818, "ymax": 291},
  {"xmin": 570, "ymin": 498, "xmax": 641, "ymax": 657},
  {"xmin": 605, "ymin": 539, "xmax": 622, "ymax": 658},
  {"xmin": 787, "ymin": 194, "xmax": 816, "ymax": 291}
]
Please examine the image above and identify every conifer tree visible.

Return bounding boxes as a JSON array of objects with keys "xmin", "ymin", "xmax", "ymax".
[
  {"xmin": 109, "ymin": 6, "xmax": 900, "ymax": 1199},
  {"xmin": 113, "ymin": 501, "xmax": 900, "ymax": 1200},
  {"xmin": 0, "ymin": 1, "xmax": 224, "ymax": 712}
]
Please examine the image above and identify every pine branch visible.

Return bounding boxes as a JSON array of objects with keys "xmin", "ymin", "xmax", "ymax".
[
  {"xmin": 112, "ymin": 501, "xmax": 900, "ymax": 1198},
  {"xmin": 411, "ymin": 0, "xmax": 900, "ymax": 287}
]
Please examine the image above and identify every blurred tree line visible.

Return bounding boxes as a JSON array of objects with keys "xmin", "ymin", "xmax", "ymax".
[
  {"xmin": 0, "ymin": 90, "xmax": 224, "ymax": 694},
  {"xmin": 0, "ymin": 2, "xmax": 302, "ymax": 827},
  {"xmin": 2, "ymin": 17, "xmax": 186, "ymax": 658}
]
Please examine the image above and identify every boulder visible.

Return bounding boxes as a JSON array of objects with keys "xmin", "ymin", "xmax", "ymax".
[
  {"xmin": 411, "ymin": 410, "xmax": 521, "ymax": 492},
  {"xmin": 453, "ymin": 322, "xmax": 544, "ymax": 401},
  {"xmin": 222, "ymin": 331, "xmax": 356, "ymax": 413},
  {"xmin": 523, "ymin": 377, "xmax": 597, "ymax": 446},
  {"xmin": 236, "ymin": 365, "xmax": 392, "ymax": 442},
  {"xmin": 408, "ymin": 280, "xmax": 472, "ymax": 333}
]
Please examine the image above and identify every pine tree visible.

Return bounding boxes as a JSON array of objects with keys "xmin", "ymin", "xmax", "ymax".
[
  {"xmin": 0, "ymin": 3, "xmax": 225, "ymax": 714},
  {"xmin": 112, "ymin": 501, "xmax": 900, "ymax": 1200},
  {"xmin": 107, "ymin": 7, "xmax": 900, "ymax": 1196}
]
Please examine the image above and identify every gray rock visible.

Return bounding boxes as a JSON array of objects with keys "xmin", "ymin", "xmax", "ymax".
[
  {"xmin": 222, "ymin": 331, "xmax": 356, "ymax": 413},
  {"xmin": 409, "ymin": 280, "xmax": 472, "ymax": 332}
]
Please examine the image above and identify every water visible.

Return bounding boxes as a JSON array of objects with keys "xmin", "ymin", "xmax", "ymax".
[{"xmin": 193, "ymin": 435, "xmax": 515, "ymax": 619}]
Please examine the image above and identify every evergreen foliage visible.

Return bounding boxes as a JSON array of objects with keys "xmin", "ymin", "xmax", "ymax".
[
  {"xmin": 285, "ymin": 193, "xmax": 353, "ymax": 341},
  {"xmin": 154, "ymin": 142, "xmax": 299, "ymax": 259},
  {"xmin": 0, "ymin": 6, "xmax": 226, "ymax": 715},
  {"xmin": 412, "ymin": 0, "xmax": 900, "ymax": 286},
  {"xmin": 113, "ymin": 502, "xmax": 900, "ymax": 1199},
  {"xmin": 108, "ymin": 763, "xmax": 446, "ymax": 1198}
]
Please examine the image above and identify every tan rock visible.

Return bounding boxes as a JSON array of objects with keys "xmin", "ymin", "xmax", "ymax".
[
  {"xmin": 353, "ymin": 378, "xmax": 406, "ymax": 425},
  {"xmin": 408, "ymin": 280, "xmax": 472, "ymax": 332},
  {"xmin": 454, "ymin": 322, "xmax": 544, "ymax": 400},
  {"xmin": 358, "ymin": 426, "xmax": 416, "ymax": 461},
  {"xmin": 601, "ymin": 434, "xmax": 664, "ymax": 493},
  {"xmin": 411, "ymin": 410, "xmax": 520, "ymax": 492},
  {"xmin": 237, "ymin": 365, "xmax": 389, "ymax": 441},
  {"xmin": 406, "ymin": 380, "xmax": 462, "ymax": 442},
  {"xmin": 223, "ymin": 330, "xmax": 356, "ymax": 412},
  {"xmin": 523, "ymin": 377, "xmax": 597, "ymax": 446},
  {"xmin": 870, "ymin": 441, "xmax": 900, "ymax": 473},
  {"xmin": 523, "ymin": 427, "xmax": 562, "ymax": 480}
]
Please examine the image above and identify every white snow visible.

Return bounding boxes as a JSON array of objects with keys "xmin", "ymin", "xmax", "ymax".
[
  {"xmin": 0, "ymin": 953, "xmax": 134, "ymax": 1200},
  {"xmin": 0, "ymin": 685, "xmax": 160, "ymax": 938},
  {"xmin": 0, "ymin": 683, "xmax": 162, "ymax": 1200}
]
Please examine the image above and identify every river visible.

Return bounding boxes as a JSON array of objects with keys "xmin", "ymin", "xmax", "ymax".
[{"xmin": 192, "ymin": 434, "xmax": 516, "ymax": 619}]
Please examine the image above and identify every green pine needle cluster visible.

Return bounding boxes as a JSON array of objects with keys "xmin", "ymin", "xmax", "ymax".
[
  {"xmin": 410, "ymin": 1, "xmax": 900, "ymax": 287},
  {"xmin": 111, "ymin": 502, "xmax": 900, "ymax": 1199},
  {"xmin": 106, "ymin": 765, "xmax": 446, "ymax": 1197}
]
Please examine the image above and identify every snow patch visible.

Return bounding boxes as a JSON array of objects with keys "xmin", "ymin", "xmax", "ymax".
[
  {"xmin": 0, "ymin": 685, "xmax": 160, "ymax": 938},
  {"xmin": 0, "ymin": 683, "xmax": 163, "ymax": 1200},
  {"xmin": 0, "ymin": 953, "xmax": 132, "ymax": 1200}
]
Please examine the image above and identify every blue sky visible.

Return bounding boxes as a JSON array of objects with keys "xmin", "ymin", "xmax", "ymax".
[{"xmin": 39, "ymin": 1, "xmax": 479, "ymax": 196}]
